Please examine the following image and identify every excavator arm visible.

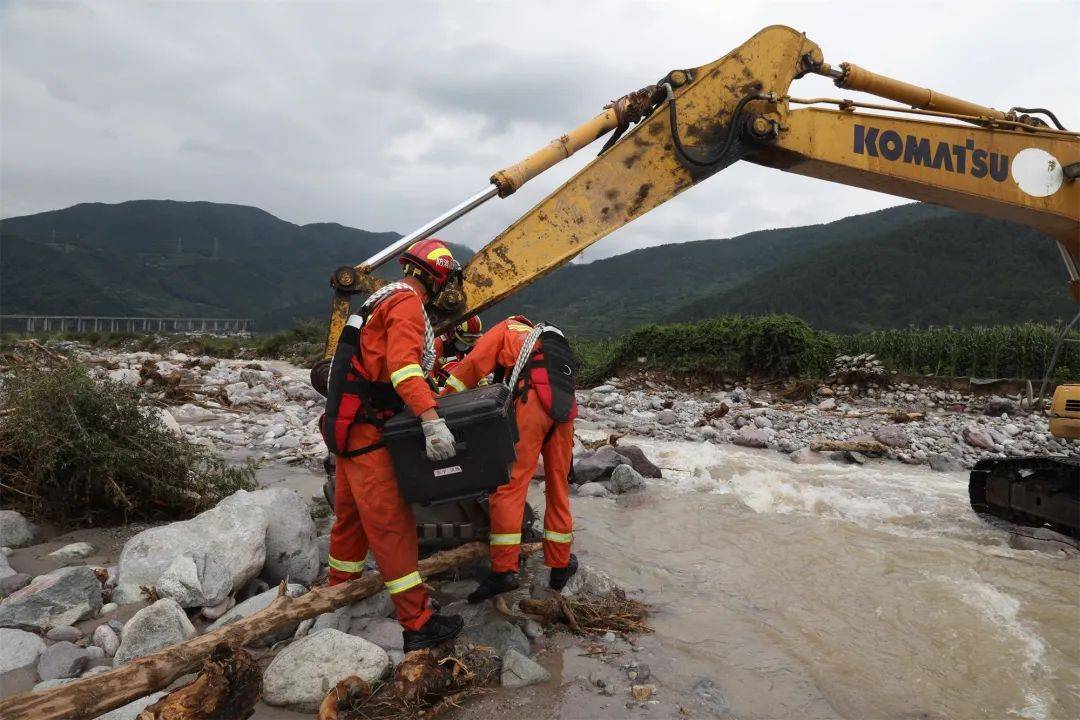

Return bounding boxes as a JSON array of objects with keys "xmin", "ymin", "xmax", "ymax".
[
  {"xmin": 322, "ymin": 24, "xmax": 1078, "ymax": 348},
  {"xmin": 454, "ymin": 25, "xmax": 1079, "ymax": 330}
]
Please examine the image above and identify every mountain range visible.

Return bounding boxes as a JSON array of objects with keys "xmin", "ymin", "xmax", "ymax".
[{"xmin": 2, "ymin": 199, "xmax": 1074, "ymax": 337}]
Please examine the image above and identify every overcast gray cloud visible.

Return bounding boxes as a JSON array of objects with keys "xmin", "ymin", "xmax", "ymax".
[{"xmin": 2, "ymin": 1, "xmax": 1077, "ymax": 260}]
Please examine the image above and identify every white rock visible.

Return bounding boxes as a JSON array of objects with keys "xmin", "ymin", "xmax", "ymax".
[
  {"xmin": 501, "ymin": 648, "xmax": 550, "ymax": 688},
  {"xmin": 107, "ymin": 368, "xmax": 141, "ymax": 385},
  {"xmin": 0, "ymin": 627, "xmax": 46, "ymax": 674},
  {"xmin": 114, "ymin": 598, "xmax": 196, "ymax": 665},
  {"xmin": 0, "ymin": 566, "xmax": 102, "ymax": 630},
  {"xmin": 263, "ymin": 629, "xmax": 390, "ymax": 712},
  {"xmin": 113, "ymin": 503, "xmax": 267, "ymax": 604},
  {"xmin": 92, "ymin": 623, "xmax": 120, "ymax": 656},
  {"xmin": 48, "ymin": 542, "xmax": 95, "ymax": 563},
  {"xmin": 0, "ymin": 510, "xmax": 36, "ymax": 548},
  {"xmin": 218, "ymin": 488, "xmax": 319, "ymax": 585},
  {"xmin": 153, "ymin": 407, "xmax": 182, "ymax": 436},
  {"xmin": 817, "ymin": 398, "xmax": 837, "ymax": 411},
  {"xmin": 576, "ymin": 482, "xmax": 612, "ymax": 499},
  {"xmin": 154, "ymin": 552, "xmax": 233, "ymax": 608}
]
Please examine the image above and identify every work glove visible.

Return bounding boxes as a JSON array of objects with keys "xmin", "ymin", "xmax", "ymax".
[{"xmin": 422, "ymin": 417, "xmax": 457, "ymax": 461}]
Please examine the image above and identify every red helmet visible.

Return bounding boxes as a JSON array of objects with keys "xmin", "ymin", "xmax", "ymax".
[
  {"xmin": 399, "ymin": 238, "xmax": 459, "ymax": 286},
  {"xmin": 454, "ymin": 316, "xmax": 483, "ymax": 346}
]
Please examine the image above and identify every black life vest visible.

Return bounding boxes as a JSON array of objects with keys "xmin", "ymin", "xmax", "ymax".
[{"xmin": 319, "ymin": 301, "xmax": 405, "ymax": 457}]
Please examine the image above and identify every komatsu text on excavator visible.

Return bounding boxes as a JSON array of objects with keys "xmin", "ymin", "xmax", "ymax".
[{"xmin": 314, "ymin": 26, "xmax": 1079, "ymax": 540}]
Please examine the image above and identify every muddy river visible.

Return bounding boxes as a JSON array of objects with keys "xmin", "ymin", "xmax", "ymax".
[{"xmin": 539, "ymin": 439, "xmax": 1078, "ymax": 720}]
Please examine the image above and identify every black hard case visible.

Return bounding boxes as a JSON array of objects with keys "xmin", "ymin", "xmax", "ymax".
[{"xmin": 381, "ymin": 384, "xmax": 517, "ymax": 505}]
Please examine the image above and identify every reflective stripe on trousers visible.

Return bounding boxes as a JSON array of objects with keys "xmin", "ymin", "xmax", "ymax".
[
  {"xmin": 384, "ymin": 570, "xmax": 423, "ymax": 594},
  {"xmin": 328, "ymin": 555, "xmax": 365, "ymax": 574},
  {"xmin": 489, "ymin": 532, "xmax": 521, "ymax": 546}
]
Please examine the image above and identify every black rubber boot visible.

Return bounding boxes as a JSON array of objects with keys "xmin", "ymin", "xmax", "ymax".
[
  {"xmin": 402, "ymin": 612, "xmax": 464, "ymax": 653},
  {"xmin": 467, "ymin": 571, "xmax": 519, "ymax": 604},
  {"xmin": 548, "ymin": 553, "xmax": 578, "ymax": 592}
]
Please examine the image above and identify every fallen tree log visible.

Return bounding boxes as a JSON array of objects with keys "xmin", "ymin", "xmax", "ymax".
[
  {"xmin": 136, "ymin": 644, "xmax": 261, "ymax": 720},
  {"xmin": 0, "ymin": 542, "xmax": 536, "ymax": 720},
  {"xmin": 808, "ymin": 439, "xmax": 888, "ymax": 454}
]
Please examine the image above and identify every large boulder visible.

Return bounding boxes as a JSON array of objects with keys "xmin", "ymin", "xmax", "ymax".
[
  {"xmin": 605, "ymin": 465, "xmax": 646, "ymax": 494},
  {"xmin": 154, "ymin": 552, "xmax": 233, "ymax": 608},
  {"xmin": 218, "ymin": 488, "xmax": 319, "ymax": 585},
  {"xmin": 206, "ymin": 583, "xmax": 307, "ymax": 646},
  {"xmin": 0, "ymin": 566, "xmax": 102, "ymax": 630},
  {"xmin": 872, "ymin": 424, "xmax": 910, "ymax": 448},
  {"xmin": 562, "ymin": 565, "xmax": 619, "ymax": 599},
  {"xmin": 114, "ymin": 598, "xmax": 197, "ymax": 666},
  {"xmin": 612, "ymin": 445, "xmax": 662, "ymax": 478},
  {"xmin": 263, "ymin": 629, "xmax": 390, "ymax": 712},
  {"xmin": 732, "ymin": 427, "xmax": 770, "ymax": 449},
  {"xmin": 573, "ymin": 446, "xmax": 628, "ymax": 485},
  {"xmin": 962, "ymin": 425, "xmax": 996, "ymax": 451},
  {"xmin": 0, "ymin": 510, "xmax": 36, "ymax": 548},
  {"xmin": 0, "ymin": 627, "xmax": 45, "ymax": 675},
  {"xmin": 113, "ymin": 503, "xmax": 268, "ymax": 604}
]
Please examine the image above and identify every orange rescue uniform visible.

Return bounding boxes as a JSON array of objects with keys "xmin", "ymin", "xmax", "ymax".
[
  {"xmin": 443, "ymin": 319, "xmax": 574, "ymax": 572},
  {"xmin": 328, "ymin": 279, "xmax": 436, "ymax": 631}
]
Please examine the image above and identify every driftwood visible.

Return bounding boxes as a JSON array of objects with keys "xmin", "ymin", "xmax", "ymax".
[
  {"xmin": 519, "ymin": 590, "xmax": 651, "ymax": 636},
  {"xmin": 321, "ymin": 645, "xmax": 500, "ymax": 720},
  {"xmin": 0, "ymin": 542, "xmax": 537, "ymax": 720},
  {"xmin": 809, "ymin": 439, "xmax": 888, "ymax": 454},
  {"xmin": 136, "ymin": 645, "xmax": 261, "ymax": 720}
]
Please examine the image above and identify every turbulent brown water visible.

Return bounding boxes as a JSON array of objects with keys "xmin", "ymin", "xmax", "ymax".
[{"xmin": 566, "ymin": 439, "xmax": 1079, "ymax": 720}]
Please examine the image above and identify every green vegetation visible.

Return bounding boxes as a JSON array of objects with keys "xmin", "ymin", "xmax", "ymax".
[
  {"xmin": 0, "ymin": 361, "xmax": 255, "ymax": 527},
  {"xmin": 4, "ymin": 200, "xmax": 1073, "ymax": 339},
  {"xmin": 576, "ymin": 314, "xmax": 1079, "ymax": 385}
]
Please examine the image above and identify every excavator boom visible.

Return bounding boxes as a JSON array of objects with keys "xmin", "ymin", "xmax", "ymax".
[{"xmin": 318, "ymin": 24, "xmax": 1080, "ymax": 538}]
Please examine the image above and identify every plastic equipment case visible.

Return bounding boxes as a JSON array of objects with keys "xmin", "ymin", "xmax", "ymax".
[{"xmin": 382, "ymin": 384, "xmax": 517, "ymax": 505}]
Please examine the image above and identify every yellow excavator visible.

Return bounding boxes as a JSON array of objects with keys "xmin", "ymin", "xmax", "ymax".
[{"xmin": 315, "ymin": 26, "xmax": 1079, "ymax": 539}]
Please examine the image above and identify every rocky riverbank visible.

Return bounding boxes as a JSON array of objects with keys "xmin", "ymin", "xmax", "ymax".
[
  {"xmin": 68, "ymin": 346, "xmax": 1080, "ymax": 476},
  {"xmin": 573, "ymin": 370, "xmax": 1078, "ymax": 472},
  {"xmin": 3, "ymin": 345, "xmax": 1078, "ymax": 718}
]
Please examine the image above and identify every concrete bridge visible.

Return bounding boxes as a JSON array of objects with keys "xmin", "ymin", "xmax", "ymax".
[{"xmin": 0, "ymin": 315, "xmax": 254, "ymax": 335}]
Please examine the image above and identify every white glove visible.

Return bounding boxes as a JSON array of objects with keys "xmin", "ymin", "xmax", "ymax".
[{"xmin": 422, "ymin": 418, "xmax": 457, "ymax": 461}]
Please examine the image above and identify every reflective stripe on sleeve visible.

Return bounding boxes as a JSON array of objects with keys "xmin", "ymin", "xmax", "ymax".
[
  {"xmin": 446, "ymin": 375, "xmax": 467, "ymax": 393},
  {"xmin": 507, "ymin": 323, "xmax": 533, "ymax": 333},
  {"xmin": 543, "ymin": 529, "xmax": 573, "ymax": 544},
  {"xmin": 390, "ymin": 363, "xmax": 424, "ymax": 387},
  {"xmin": 384, "ymin": 571, "xmax": 423, "ymax": 594},
  {"xmin": 328, "ymin": 555, "xmax": 365, "ymax": 574},
  {"xmin": 489, "ymin": 532, "xmax": 522, "ymax": 546}
]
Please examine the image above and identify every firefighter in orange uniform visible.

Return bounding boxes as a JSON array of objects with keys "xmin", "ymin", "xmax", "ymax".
[
  {"xmin": 441, "ymin": 316, "xmax": 578, "ymax": 601},
  {"xmin": 324, "ymin": 239, "xmax": 464, "ymax": 651},
  {"xmin": 433, "ymin": 316, "xmax": 482, "ymax": 387}
]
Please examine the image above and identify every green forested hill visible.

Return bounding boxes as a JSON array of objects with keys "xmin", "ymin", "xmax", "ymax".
[
  {"xmin": 2, "ymin": 199, "xmax": 1072, "ymax": 336},
  {"xmin": 671, "ymin": 214, "xmax": 1075, "ymax": 332},
  {"xmin": 0, "ymin": 200, "xmax": 470, "ymax": 330}
]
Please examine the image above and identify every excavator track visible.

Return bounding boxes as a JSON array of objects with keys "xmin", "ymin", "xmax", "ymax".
[{"xmin": 969, "ymin": 456, "xmax": 1080, "ymax": 538}]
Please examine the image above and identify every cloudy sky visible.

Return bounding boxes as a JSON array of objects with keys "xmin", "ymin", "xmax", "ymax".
[{"xmin": 2, "ymin": 1, "xmax": 1077, "ymax": 260}]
